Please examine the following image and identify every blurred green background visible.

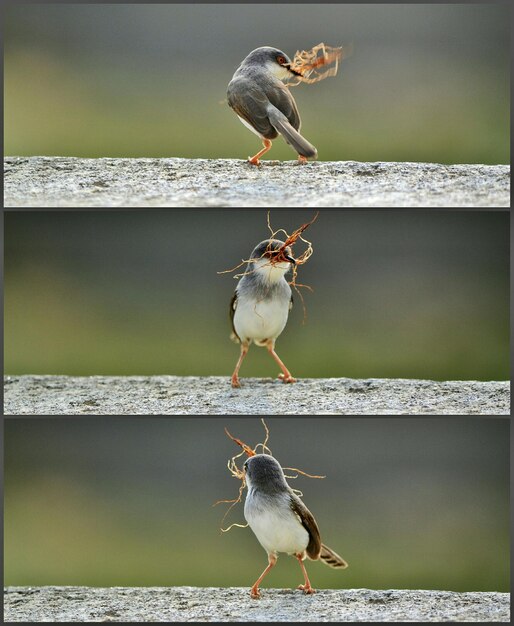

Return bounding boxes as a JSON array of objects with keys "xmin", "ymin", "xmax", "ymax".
[
  {"xmin": 4, "ymin": 209, "xmax": 509, "ymax": 381},
  {"xmin": 4, "ymin": 4, "xmax": 510, "ymax": 163},
  {"xmin": 4, "ymin": 417, "xmax": 509, "ymax": 591}
]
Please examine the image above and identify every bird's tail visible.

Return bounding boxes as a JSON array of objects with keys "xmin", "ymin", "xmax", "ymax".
[
  {"xmin": 267, "ymin": 106, "xmax": 317, "ymax": 159},
  {"xmin": 319, "ymin": 543, "xmax": 348, "ymax": 569}
]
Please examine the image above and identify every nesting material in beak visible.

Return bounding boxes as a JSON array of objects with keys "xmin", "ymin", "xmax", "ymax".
[{"xmin": 285, "ymin": 42, "xmax": 352, "ymax": 86}]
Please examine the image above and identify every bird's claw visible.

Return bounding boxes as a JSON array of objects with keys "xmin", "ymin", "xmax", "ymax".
[
  {"xmin": 247, "ymin": 157, "xmax": 261, "ymax": 166},
  {"xmin": 231, "ymin": 376, "xmax": 242, "ymax": 388},
  {"xmin": 250, "ymin": 588, "xmax": 262, "ymax": 599},
  {"xmin": 297, "ymin": 584, "xmax": 316, "ymax": 595},
  {"xmin": 278, "ymin": 374, "xmax": 297, "ymax": 384}
]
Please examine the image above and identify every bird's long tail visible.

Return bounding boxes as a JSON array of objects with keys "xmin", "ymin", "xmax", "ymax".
[
  {"xmin": 320, "ymin": 543, "xmax": 348, "ymax": 569},
  {"xmin": 267, "ymin": 106, "xmax": 317, "ymax": 159}
]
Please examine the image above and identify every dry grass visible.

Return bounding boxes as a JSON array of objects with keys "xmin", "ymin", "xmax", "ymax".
[{"xmin": 286, "ymin": 43, "xmax": 353, "ymax": 87}]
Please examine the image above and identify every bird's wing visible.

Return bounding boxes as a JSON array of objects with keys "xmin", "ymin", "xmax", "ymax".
[
  {"xmin": 289, "ymin": 491, "xmax": 322, "ymax": 560},
  {"xmin": 265, "ymin": 80, "xmax": 301, "ymax": 131},
  {"xmin": 227, "ymin": 77, "xmax": 277, "ymax": 138},
  {"xmin": 229, "ymin": 292, "xmax": 240, "ymax": 343}
]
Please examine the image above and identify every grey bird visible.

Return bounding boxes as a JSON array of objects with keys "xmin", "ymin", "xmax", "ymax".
[
  {"xmin": 230, "ymin": 238, "xmax": 296, "ymax": 388},
  {"xmin": 243, "ymin": 453, "xmax": 348, "ymax": 599},
  {"xmin": 227, "ymin": 46, "xmax": 318, "ymax": 165}
]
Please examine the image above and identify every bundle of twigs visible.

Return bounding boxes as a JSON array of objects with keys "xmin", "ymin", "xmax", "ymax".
[{"xmin": 285, "ymin": 42, "xmax": 353, "ymax": 87}]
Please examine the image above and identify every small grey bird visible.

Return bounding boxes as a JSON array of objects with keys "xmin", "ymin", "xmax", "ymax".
[
  {"xmin": 230, "ymin": 238, "xmax": 296, "ymax": 388},
  {"xmin": 243, "ymin": 453, "xmax": 348, "ymax": 599},
  {"xmin": 227, "ymin": 46, "xmax": 318, "ymax": 165}
]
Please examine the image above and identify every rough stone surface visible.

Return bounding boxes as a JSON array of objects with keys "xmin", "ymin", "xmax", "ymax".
[
  {"xmin": 3, "ymin": 586, "xmax": 510, "ymax": 622},
  {"xmin": 3, "ymin": 157, "xmax": 510, "ymax": 207},
  {"xmin": 3, "ymin": 375, "xmax": 509, "ymax": 415}
]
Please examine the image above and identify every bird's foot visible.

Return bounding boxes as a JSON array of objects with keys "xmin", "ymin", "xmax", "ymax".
[
  {"xmin": 247, "ymin": 156, "xmax": 261, "ymax": 166},
  {"xmin": 250, "ymin": 586, "xmax": 262, "ymax": 599},
  {"xmin": 231, "ymin": 375, "xmax": 242, "ymax": 388},
  {"xmin": 278, "ymin": 373, "xmax": 297, "ymax": 384},
  {"xmin": 297, "ymin": 155, "xmax": 308, "ymax": 164},
  {"xmin": 297, "ymin": 584, "xmax": 316, "ymax": 595}
]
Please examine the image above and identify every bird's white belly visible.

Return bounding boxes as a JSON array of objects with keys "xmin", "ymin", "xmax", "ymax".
[
  {"xmin": 238, "ymin": 115, "xmax": 263, "ymax": 138},
  {"xmin": 245, "ymin": 503, "xmax": 309, "ymax": 556},
  {"xmin": 234, "ymin": 297, "xmax": 289, "ymax": 344}
]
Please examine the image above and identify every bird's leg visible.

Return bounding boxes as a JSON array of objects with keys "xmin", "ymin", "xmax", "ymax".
[
  {"xmin": 265, "ymin": 340, "xmax": 297, "ymax": 384},
  {"xmin": 231, "ymin": 342, "xmax": 249, "ymax": 388},
  {"xmin": 250, "ymin": 553, "xmax": 277, "ymax": 599},
  {"xmin": 248, "ymin": 139, "xmax": 272, "ymax": 165},
  {"xmin": 295, "ymin": 554, "xmax": 316, "ymax": 594}
]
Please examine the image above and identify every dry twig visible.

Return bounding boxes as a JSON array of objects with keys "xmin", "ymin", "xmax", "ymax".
[{"xmin": 285, "ymin": 42, "xmax": 353, "ymax": 87}]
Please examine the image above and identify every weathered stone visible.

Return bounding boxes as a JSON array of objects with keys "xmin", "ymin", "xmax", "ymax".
[
  {"xmin": 4, "ymin": 157, "xmax": 510, "ymax": 207},
  {"xmin": 3, "ymin": 586, "xmax": 510, "ymax": 622},
  {"xmin": 3, "ymin": 375, "xmax": 509, "ymax": 415}
]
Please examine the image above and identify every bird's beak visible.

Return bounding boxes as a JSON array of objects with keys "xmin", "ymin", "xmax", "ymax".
[
  {"xmin": 284, "ymin": 254, "xmax": 296, "ymax": 266},
  {"xmin": 284, "ymin": 63, "xmax": 302, "ymax": 77}
]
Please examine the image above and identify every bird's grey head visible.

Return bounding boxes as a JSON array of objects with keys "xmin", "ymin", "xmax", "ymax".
[
  {"xmin": 244, "ymin": 453, "xmax": 289, "ymax": 494},
  {"xmin": 248, "ymin": 239, "xmax": 296, "ymax": 283},
  {"xmin": 251, "ymin": 239, "xmax": 295, "ymax": 263},
  {"xmin": 239, "ymin": 46, "xmax": 302, "ymax": 80}
]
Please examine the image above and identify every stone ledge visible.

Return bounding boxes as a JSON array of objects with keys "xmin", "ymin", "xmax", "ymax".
[
  {"xmin": 3, "ymin": 586, "xmax": 510, "ymax": 622},
  {"xmin": 4, "ymin": 157, "xmax": 510, "ymax": 207},
  {"xmin": 3, "ymin": 375, "xmax": 509, "ymax": 415}
]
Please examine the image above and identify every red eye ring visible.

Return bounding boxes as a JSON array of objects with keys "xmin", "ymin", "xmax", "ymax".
[{"xmin": 277, "ymin": 56, "xmax": 286, "ymax": 65}]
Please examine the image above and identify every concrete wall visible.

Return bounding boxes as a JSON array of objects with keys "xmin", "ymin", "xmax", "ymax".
[
  {"xmin": 4, "ymin": 157, "xmax": 510, "ymax": 207},
  {"xmin": 4, "ymin": 375, "xmax": 509, "ymax": 415},
  {"xmin": 4, "ymin": 586, "xmax": 510, "ymax": 622}
]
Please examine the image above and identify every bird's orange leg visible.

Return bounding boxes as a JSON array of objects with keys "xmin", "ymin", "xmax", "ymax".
[
  {"xmin": 250, "ymin": 553, "xmax": 277, "ymax": 599},
  {"xmin": 297, "ymin": 155, "xmax": 308, "ymax": 164},
  {"xmin": 265, "ymin": 340, "xmax": 297, "ymax": 384},
  {"xmin": 248, "ymin": 139, "xmax": 272, "ymax": 165},
  {"xmin": 231, "ymin": 342, "xmax": 249, "ymax": 388},
  {"xmin": 295, "ymin": 554, "xmax": 315, "ymax": 594}
]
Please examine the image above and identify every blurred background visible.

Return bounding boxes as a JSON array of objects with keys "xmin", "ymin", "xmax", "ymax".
[
  {"xmin": 4, "ymin": 3, "xmax": 509, "ymax": 164},
  {"xmin": 4, "ymin": 417, "xmax": 509, "ymax": 591},
  {"xmin": 4, "ymin": 209, "xmax": 509, "ymax": 381}
]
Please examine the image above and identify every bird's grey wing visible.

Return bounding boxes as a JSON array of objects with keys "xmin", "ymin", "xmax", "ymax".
[
  {"xmin": 289, "ymin": 492, "xmax": 322, "ymax": 560},
  {"xmin": 229, "ymin": 292, "xmax": 240, "ymax": 342},
  {"xmin": 227, "ymin": 77, "xmax": 277, "ymax": 138},
  {"xmin": 265, "ymin": 80, "xmax": 301, "ymax": 131}
]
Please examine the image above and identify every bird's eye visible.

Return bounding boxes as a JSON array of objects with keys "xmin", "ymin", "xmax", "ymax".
[{"xmin": 277, "ymin": 56, "xmax": 287, "ymax": 65}]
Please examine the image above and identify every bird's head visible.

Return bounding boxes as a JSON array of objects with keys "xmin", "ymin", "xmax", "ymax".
[
  {"xmin": 241, "ymin": 46, "xmax": 303, "ymax": 80},
  {"xmin": 243, "ymin": 453, "xmax": 288, "ymax": 492},
  {"xmin": 249, "ymin": 238, "xmax": 296, "ymax": 282}
]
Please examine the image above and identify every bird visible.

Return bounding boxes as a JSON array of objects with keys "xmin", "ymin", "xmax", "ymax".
[
  {"xmin": 243, "ymin": 453, "xmax": 348, "ymax": 599},
  {"xmin": 230, "ymin": 238, "xmax": 296, "ymax": 388},
  {"xmin": 227, "ymin": 46, "xmax": 318, "ymax": 165}
]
